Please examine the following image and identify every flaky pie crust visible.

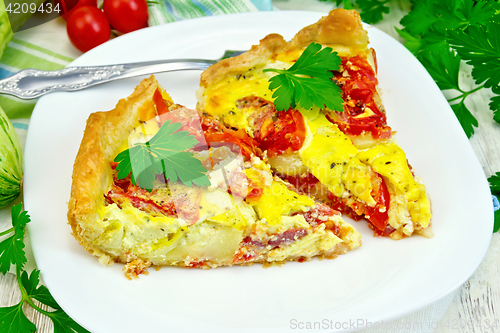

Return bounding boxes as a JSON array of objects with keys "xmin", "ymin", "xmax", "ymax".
[{"xmin": 68, "ymin": 76, "xmax": 160, "ymax": 263}]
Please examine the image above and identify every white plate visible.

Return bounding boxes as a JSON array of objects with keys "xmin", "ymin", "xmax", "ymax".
[{"xmin": 24, "ymin": 11, "xmax": 493, "ymax": 333}]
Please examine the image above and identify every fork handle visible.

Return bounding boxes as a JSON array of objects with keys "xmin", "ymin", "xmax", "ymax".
[{"xmin": 0, "ymin": 59, "xmax": 216, "ymax": 99}]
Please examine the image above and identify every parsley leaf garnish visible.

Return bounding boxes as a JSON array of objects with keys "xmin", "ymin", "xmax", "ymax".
[
  {"xmin": 20, "ymin": 269, "xmax": 59, "ymax": 310},
  {"xmin": 0, "ymin": 205, "xmax": 90, "ymax": 332},
  {"xmin": 397, "ymin": 0, "xmax": 500, "ymax": 137},
  {"xmin": 447, "ymin": 22, "xmax": 500, "ymax": 90},
  {"xmin": 489, "ymin": 172, "xmax": 500, "ymax": 196},
  {"xmin": 0, "ymin": 204, "xmax": 29, "ymax": 274},
  {"xmin": 450, "ymin": 101, "xmax": 478, "ymax": 138},
  {"xmin": 114, "ymin": 120, "xmax": 210, "ymax": 191},
  {"xmin": 488, "ymin": 173, "xmax": 500, "ymax": 233},
  {"xmin": 419, "ymin": 47, "xmax": 462, "ymax": 91},
  {"xmin": 19, "ymin": 270, "xmax": 89, "ymax": 333},
  {"xmin": 447, "ymin": 21, "xmax": 500, "ymax": 126},
  {"xmin": 491, "ymin": 85, "xmax": 500, "ymax": 123},
  {"xmin": 494, "ymin": 208, "xmax": 500, "ymax": 233},
  {"xmin": 0, "ymin": 303, "xmax": 36, "ymax": 333},
  {"xmin": 264, "ymin": 42, "xmax": 344, "ymax": 112},
  {"xmin": 356, "ymin": 0, "xmax": 391, "ymax": 24}
]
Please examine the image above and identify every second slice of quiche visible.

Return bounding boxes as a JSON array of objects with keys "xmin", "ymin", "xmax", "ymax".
[{"xmin": 197, "ymin": 9, "xmax": 432, "ymax": 240}]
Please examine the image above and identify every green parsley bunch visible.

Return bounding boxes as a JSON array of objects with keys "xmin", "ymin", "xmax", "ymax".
[
  {"xmin": 0, "ymin": 204, "xmax": 89, "ymax": 333},
  {"xmin": 398, "ymin": 0, "xmax": 500, "ymax": 138}
]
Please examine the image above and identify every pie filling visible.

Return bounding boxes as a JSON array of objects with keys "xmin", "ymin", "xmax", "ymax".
[
  {"xmin": 94, "ymin": 97, "xmax": 361, "ymax": 275},
  {"xmin": 198, "ymin": 43, "xmax": 431, "ymax": 240}
]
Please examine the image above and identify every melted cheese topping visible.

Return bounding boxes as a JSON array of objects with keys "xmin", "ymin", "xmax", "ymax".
[
  {"xmin": 247, "ymin": 180, "xmax": 314, "ymax": 225},
  {"xmin": 297, "ymin": 108, "xmax": 430, "ymax": 228},
  {"xmin": 202, "ymin": 68, "xmax": 274, "ymax": 130},
  {"xmin": 357, "ymin": 144, "xmax": 431, "ymax": 227},
  {"xmin": 299, "ymin": 107, "xmax": 376, "ymax": 206}
]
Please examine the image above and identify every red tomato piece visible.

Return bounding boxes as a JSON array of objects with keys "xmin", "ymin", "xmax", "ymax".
[
  {"xmin": 186, "ymin": 261, "xmax": 205, "ymax": 268},
  {"xmin": 102, "ymin": 0, "xmax": 148, "ymax": 34},
  {"xmin": 152, "ymin": 88, "xmax": 168, "ymax": 116},
  {"xmin": 328, "ymin": 55, "xmax": 392, "ymax": 139},
  {"xmin": 67, "ymin": 6, "xmax": 111, "ymax": 52},
  {"xmin": 280, "ymin": 172, "xmax": 319, "ymax": 192},
  {"xmin": 324, "ymin": 175, "xmax": 391, "ymax": 232},
  {"xmin": 254, "ymin": 109, "xmax": 306, "ymax": 157},
  {"xmin": 365, "ymin": 176, "xmax": 390, "ymax": 231},
  {"xmin": 56, "ymin": 0, "xmax": 98, "ymax": 21},
  {"xmin": 202, "ymin": 118, "xmax": 259, "ymax": 158}
]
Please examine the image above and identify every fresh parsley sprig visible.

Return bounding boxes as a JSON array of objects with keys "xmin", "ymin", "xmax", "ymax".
[
  {"xmin": 488, "ymin": 173, "xmax": 500, "ymax": 233},
  {"xmin": 355, "ymin": 0, "xmax": 393, "ymax": 24},
  {"xmin": 396, "ymin": 0, "xmax": 500, "ymax": 138},
  {"xmin": 489, "ymin": 172, "xmax": 500, "ymax": 198},
  {"xmin": 0, "ymin": 204, "xmax": 29, "ymax": 274},
  {"xmin": 114, "ymin": 120, "xmax": 210, "ymax": 191},
  {"xmin": 263, "ymin": 42, "xmax": 344, "ymax": 112},
  {"xmin": 447, "ymin": 21, "xmax": 500, "ymax": 122},
  {"xmin": 0, "ymin": 204, "xmax": 89, "ymax": 333}
]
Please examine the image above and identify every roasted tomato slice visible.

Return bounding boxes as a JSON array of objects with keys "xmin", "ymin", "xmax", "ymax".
[
  {"xmin": 325, "ymin": 174, "xmax": 391, "ymax": 233},
  {"xmin": 328, "ymin": 55, "xmax": 392, "ymax": 139},
  {"xmin": 365, "ymin": 176, "xmax": 390, "ymax": 231},
  {"xmin": 152, "ymin": 88, "xmax": 168, "ymax": 116},
  {"xmin": 235, "ymin": 96, "xmax": 306, "ymax": 157},
  {"xmin": 254, "ymin": 108, "xmax": 306, "ymax": 156},
  {"xmin": 201, "ymin": 117, "xmax": 259, "ymax": 158},
  {"xmin": 280, "ymin": 172, "xmax": 319, "ymax": 192}
]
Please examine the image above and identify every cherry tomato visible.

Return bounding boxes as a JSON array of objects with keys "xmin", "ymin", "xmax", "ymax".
[
  {"xmin": 102, "ymin": 0, "xmax": 148, "ymax": 34},
  {"xmin": 67, "ymin": 6, "xmax": 111, "ymax": 52},
  {"xmin": 55, "ymin": 0, "xmax": 98, "ymax": 21}
]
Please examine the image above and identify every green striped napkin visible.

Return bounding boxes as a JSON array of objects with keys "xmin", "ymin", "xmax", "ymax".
[
  {"xmin": 0, "ymin": 0, "xmax": 272, "ymax": 120},
  {"xmin": 0, "ymin": 37, "xmax": 74, "ymax": 119},
  {"xmin": 149, "ymin": 0, "xmax": 272, "ymax": 24}
]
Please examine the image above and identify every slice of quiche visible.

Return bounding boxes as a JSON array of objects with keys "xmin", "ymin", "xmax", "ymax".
[
  {"xmin": 196, "ymin": 9, "xmax": 432, "ymax": 239},
  {"xmin": 68, "ymin": 76, "xmax": 361, "ymax": 279}
]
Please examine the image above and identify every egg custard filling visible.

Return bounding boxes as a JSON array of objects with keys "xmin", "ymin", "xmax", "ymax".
[
  {"xmin": 68, "ymin": 76, "xmax": 361, "ymax": 279},
  {"xmin": 197, "ymin": 9, "xmax": 431, "ymax": 239}
]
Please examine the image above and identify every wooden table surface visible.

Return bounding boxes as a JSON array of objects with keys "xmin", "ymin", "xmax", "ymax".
[{"xmin": 1, "ymin": 1, "xmax": 499, "ymax": 332}]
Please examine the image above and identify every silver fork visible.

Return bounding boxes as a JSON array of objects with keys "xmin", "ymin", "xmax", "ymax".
[{"xmin": 0, "ymin": 50, "xmax": 243, "ymax": 99}]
